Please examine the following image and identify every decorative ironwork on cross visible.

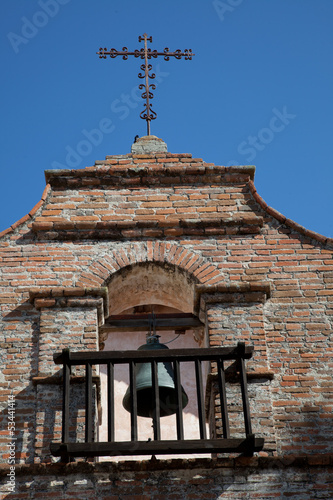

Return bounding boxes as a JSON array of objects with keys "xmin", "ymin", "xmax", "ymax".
[{"xmin": 97, "ymin": 34, "xmax": 195, "ymax": 136}]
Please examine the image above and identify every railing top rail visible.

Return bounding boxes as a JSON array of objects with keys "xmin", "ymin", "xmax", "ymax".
[{"xmin": 53, "ymin": 343, "xmax": 254, "ymax": 365}]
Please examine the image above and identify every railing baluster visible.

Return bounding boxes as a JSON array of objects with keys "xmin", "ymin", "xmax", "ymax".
[
  {"xmin": 107, "ymin": 361, "xmax": 114, "ymax": 442},
  {"xmin": 129, "ymin": 361, "xmax": 138, "ymax": 441},
  {"xmin": 85, "ymin": 362, "xmax": 93, "ymax": 442},
  {"xmin": 173, "ymin": 360, "xmax": 184, "ymax": 440},
  {"xmin": 238, "ymin": 343, "xmax": 253, "ymax": 437},
  {"xmin": 62, "ymin": 350, "xmax": 70, "ymax": 445},
  {"xmin": 151, "ymin": 360, "xmax": 161, "ymax": 441},
  {"xmin": 195, "ymin": 359, "xmax": 206, "ymax": 439},
  {"xmin": 50, "ymin": 344, "xmax": 263, "ymax": 459},
  {"xmin": 217, "ymin": 357, "xmax": 230, "ymax": 439}
]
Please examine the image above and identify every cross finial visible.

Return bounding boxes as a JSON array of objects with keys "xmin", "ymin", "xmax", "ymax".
[{"xmin": 97, "ymin": 34, "xmax": 195, "ymax": 136}]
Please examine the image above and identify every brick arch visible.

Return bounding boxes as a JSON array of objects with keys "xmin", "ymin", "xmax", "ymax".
[{"xmin": 76, "ymin": 241, "xmax": 222, "ymax": 291}]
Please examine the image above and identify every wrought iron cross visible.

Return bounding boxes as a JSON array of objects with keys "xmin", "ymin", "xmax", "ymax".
[{"xmin": 97, "ymin": 34, "xmax": 195, "ymax": 136}]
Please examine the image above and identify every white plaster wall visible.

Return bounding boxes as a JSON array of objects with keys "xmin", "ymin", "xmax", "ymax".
[{"xmin": 98, "ymin": 328, "xmax": 209, "ymax": 461}]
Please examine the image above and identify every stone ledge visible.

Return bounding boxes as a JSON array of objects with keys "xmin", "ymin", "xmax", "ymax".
[
  {"xmin": 195, "ymin": 282, "xmax": 271, "ymax": 297},
  {"xmin": 31, "ymin": 216, "xmax": 263, "ymax": 240},
  {"xmin": 207, "ymin": 371, "xmax": 275, "ymax": 386},
  {"xmin": 1, "ymin": 454, "xmax": 332, "ymax": 477},
  {"xmin": 194, "ymin": 282, "xmax": 271, "ymax": 315},
  {"xmin": 44, "ymin": 164, "xmax": 255, "ymax": 186},
  {"xmin": 103, "ymin": 152, "xmax": 193, "ymax": 161},
  {"xmin": 29, "ymin": 287, "xmax": 108, "ymax": 301},
  {"xmin": 29, "ymin": 287, "xmax": 109, "ymax": 324}
]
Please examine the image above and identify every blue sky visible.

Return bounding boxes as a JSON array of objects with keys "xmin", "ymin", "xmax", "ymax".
[{"xmin": 1, "ymin": 0, "xmax": 332, "ymax": 236}]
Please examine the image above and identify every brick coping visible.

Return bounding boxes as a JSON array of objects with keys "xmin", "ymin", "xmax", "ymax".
[
  {"xmin": 248, "ymin": 180, "xmax": 333, "ymax": 246},
  {"xmin": 0, "ymin": 183, "xmax": 50, "ymax": 239},
  {"xmin": 1, "ymin": 454, "xmax": 332, "ymax": 477},
  {"xmin": 44, "ymin": 163, "xmax": 255, "ymax": 183}
]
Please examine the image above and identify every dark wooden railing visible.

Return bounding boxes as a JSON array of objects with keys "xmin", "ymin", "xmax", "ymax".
[{"xmin": 50, "ymin": 343, "xmax": 264, "ymax": 461}]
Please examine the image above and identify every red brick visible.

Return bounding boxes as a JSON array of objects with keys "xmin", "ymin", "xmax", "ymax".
[{"xmin": 34, "ymin": 298, "xmax": 56, "ymax": 308}]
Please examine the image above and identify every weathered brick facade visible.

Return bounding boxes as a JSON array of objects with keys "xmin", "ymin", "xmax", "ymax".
[{"xmin": 1, "ymin": 136, "xmax": 332, "ymax": 498}]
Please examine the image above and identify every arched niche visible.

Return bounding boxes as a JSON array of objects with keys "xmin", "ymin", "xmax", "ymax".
[{"xmin": 106, "ymin": 261, "xmax": 198, "ymax": 315}]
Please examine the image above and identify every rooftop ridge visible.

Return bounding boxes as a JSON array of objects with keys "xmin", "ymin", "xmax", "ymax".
[{"xmin": 43, "ymin": 164, "xmax": 255, "ymax": 183}]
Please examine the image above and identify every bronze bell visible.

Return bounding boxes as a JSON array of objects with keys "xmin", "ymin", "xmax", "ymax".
[{"xmin": 122, "ymin": 336, "xmax": 188, "ymax": 418}]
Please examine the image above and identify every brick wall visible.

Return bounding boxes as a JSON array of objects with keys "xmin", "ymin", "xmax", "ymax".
[
  {"xmin": 1, "ymin": 457, "xmax": 333, "ymax": 499},
  {"xmin": 0, "ymin": 145, "xmax": 332, "ymax": 497}
]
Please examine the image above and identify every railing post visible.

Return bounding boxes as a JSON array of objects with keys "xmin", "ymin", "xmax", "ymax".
[
  {"xmin": 238, "ymin": 342, "xmax": 253, "ymax": 437},
  {"xmin": 61, "ymin": 349, "xmax": 70, "ymax": 443},
  {"xmin": 173, "ymin": 360, "xmax": 184, "ymax": 440},
  {"xmin": 61, "ymin": 348, "xmax": 70, "ymax": 463},
  {"xmin": 217, "ymin": 357, "xmax": 230, "ymax": 439},
  {"xmin": 107, "ymin": 361, "xmax": 115, "ymax": 442},
  {"xmin": 85, "ymin": 362, "xmax": 93, "ymax": 442},
  {"xmin": 195, "ymin": 359, "xmax": 206, "ymax": 439},
  {"xmin": 129, "ymin": 361, "xmax": 138, "ymax": 441},
  {"xmin": 151, "ymin": 360, "xmax": 161, "ymax": 440}
]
